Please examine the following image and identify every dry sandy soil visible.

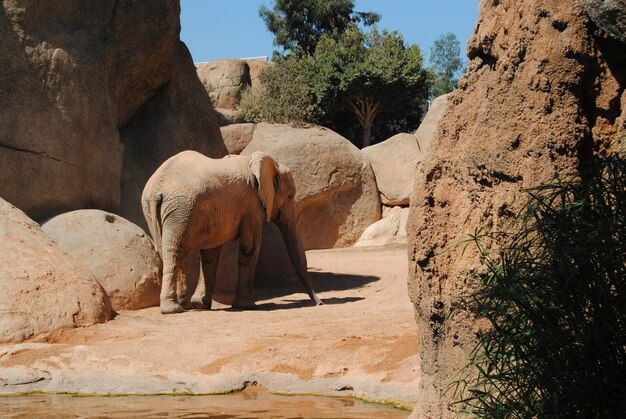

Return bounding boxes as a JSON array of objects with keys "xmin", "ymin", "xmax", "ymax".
[{"xmin": 0, "ymin": 246, "xmax": 419, "ymax": 409}]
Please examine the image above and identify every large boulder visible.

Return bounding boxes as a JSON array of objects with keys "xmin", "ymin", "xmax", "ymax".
[
  {"xmin": 242, "ymin": 123, "xmax": 381, "ymax": 250},
  {"xmin": 214, "ymin": 108, "xmax": 246, "ymax": 127},
  {"xmin": 246, "ymin": 60, "xmax": 272, "ymax": 91},
  {"xmin": 197, "ymin": 59, "xmax": 251, "ymax": 110},
  {"xmin": 42, "ymin": 210, "xmax": 161, "ymax": 311},
  {"xmin": 362, "ymin": 133, "xmax": 423, "ymax": 206},
  {"xmin": 355, "ymin": 206, "xmax": 409, "ymax": 247},
  {"xmin": 221, "ymin": 123, "xmax": 256, "ymax": 155},
  {"xmin": 407, "ymin": 0, "xmax": 626, "ymax": 417},
  {"xmin": 581, "ymin": 0, "xmax": 626, "ymax": 44},
  {"xmin": 414, "ymin": 93, "xmax": 449, "ymax": 150},
  {"xmin": 0, "ymin": 198, "xmax": 111, "ymax": 343},
  {"xmin": 0, "ymin": 1, "xmax": 226, "ymax": 223},
  {"xmin": 361, "ymin": 95, "xmax": 449, "ymax": 206}
]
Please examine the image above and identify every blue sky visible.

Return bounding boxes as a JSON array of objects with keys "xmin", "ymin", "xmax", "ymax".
[{"xmin": 181, "ymin": 1, "xmax": 479, "ymax": 65}]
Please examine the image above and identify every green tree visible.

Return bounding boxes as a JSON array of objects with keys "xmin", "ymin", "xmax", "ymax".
[
  {"xmin": 259, "ymin": 0, "xmax": 380, "ymax": 58},
  {"xmin": 242, "ymin": 25, "xmax": 429, "ymax": 147},
  {"xmin": 309, "ymin": 25, "xmax": 429, "ymax": 146},
  {"xmin": 429, "ymin": 32, "xmax": 464, "ymax": 98}
]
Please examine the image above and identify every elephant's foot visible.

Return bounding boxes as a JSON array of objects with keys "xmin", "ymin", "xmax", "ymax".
[
  {"xmin": 191, "ymin": 297, "xmax": 212, "ymax": 310},
  {"xmin": 160, "ymin": 299, "xmax": 184, "ymax": 314},
  {"xmin": 310, "ymin": 296, "xmax": 324, "ymax": 306},
  {"xmin": 231, "ymin": 300, "xmax": 257, "ymax": 310}
]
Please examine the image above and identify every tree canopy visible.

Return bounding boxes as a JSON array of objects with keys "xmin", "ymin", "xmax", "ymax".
[
  {"xmin": 259, "ymin": 0, "xmax": 380, "ymax": 57},
  {"xmin": 241, "ymin": 25, "xmax": 430, "ymax": 147},
  {"xmin": 429, "ymin": 32, "xmax": 464, "ymax": 99}
]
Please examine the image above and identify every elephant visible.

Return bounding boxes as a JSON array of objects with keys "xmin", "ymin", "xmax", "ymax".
[{"xmin": 141, "ymin": 150, "xmax": 323, "ymax": 314}]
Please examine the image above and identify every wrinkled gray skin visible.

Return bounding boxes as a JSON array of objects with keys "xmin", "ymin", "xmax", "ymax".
[{"xmin": 142, "ymin": 150, "xmax": 322, "ymax": 314}]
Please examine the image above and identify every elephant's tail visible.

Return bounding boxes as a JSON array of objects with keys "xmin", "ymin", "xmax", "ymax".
[{"xmin": 147, "ymin": 193, "xmax": 164, "ymax": 256}]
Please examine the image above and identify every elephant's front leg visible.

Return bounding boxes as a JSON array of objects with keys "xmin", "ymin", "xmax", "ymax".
[
  {"xmin": 232, "ymin": 219, "xmax": 262, "ymax": 309},
  {"xmin": 191, "ymin": 246, "xmax": 222, "ymax": 309}
]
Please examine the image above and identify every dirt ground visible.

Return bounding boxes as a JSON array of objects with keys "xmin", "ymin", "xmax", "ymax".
[{"xmin": 0, "ymin": 246, "xmax": 419, "ymax": 409}]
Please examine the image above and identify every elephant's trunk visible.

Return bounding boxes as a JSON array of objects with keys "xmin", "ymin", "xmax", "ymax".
[{"xmin": 277, "ymin": 215, "xmax": 322, "ymax": 306}]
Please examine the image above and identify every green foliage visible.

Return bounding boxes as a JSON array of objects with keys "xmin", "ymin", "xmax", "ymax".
[
  {"xmin": 309, "ymin": 25, "xmax": 429, "ymax": 146},
  {"xmin": 245, "ymin": 24, "xmax": 429, "ymax": 146},
  {"xmin": 429, "ymin": 32, "xmax": 464, "ymax": 99},
  {"xmin": 259, "ymin": 0, "xmax": 380, "ymax": 58},
  {"xmin": 455, "ymin": 153, "xmax": 626, "ymax": 418},
  {"xmin": 240, "ymin": 58, "xmax": 315, "ymax": 124}
]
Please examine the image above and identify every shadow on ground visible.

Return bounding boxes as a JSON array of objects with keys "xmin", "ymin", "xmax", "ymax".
[{"xmin": 254, "ymin": 270, "xmax": 380, "ymax": 303}]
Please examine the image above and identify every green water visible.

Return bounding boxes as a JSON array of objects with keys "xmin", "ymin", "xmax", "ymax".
[{"xmin": 0, "ymin": 388, "xmax": 409, "ymax": 418}]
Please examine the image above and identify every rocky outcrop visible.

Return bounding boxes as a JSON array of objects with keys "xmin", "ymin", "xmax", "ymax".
[
  {"xmin": 242, "ymin": 123, "xmax": 381, "ymax": 250},
  {"xmin": 407, "ymin": 1, "xmax": 626, "ymax": 417},
  {"xmin": 247, "ymin": 60, "xmax": 272, "ymax": 91},
  {"xmin": 118, "ymin": 44, "xmax": 226, "ymax": 229},
  {"xmin": 0, "ymin": 198, "xmax": 111, "ymax": 343},
  {"xmin": 196, "ymin": 59, "xmax": 272, "ymax": 127},
  {"xmin": 355, "ymin": 206, "xmax": 408, "ymax": 247},
  {"xmin": 0, "ymin": 1, "xmax": 226, "ymax": 223},
  {"xmin": 361, "ymin": 95, "xmax": 448, "ymax": 206},
  {"xmin": 581, "ymin": 0, "xmax": 626, "ymax": 44},
  {"xmin": 42, "ymin": 210, "xmax": 161, "ymax": 311},
  {"xmin": 221, "ymin": 123, "xmax": 256, "ymax": 155},
  {"xmin": 362, "ymin": 134, "xmax": 422, "ymax": 206},
  {"xmin": 197, "ymin": 59, "xmax": 251, "ymax": 110},
  {"xmin": 414, "ymin": 93, "xmax": 449, "ymax": 151}
]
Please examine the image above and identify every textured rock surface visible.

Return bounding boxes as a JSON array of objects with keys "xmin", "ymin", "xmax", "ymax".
[
  {"xmin": 407, "ymin": 1, "xmax": 626, "ymax": 417},
  {"xmin": 355, "ymin": 206, "xmax": 408, "ymax": 247},
  {"xmin": 581, "ymin": 0, "xmax": 626, "ymax": 44},
  {"xmin": 0, "ymin": 198, "xmax": 111, "ymax": 343},
  {"xmin": 414, "ymin": 93, "xmax": 449, "ymax": 152},
  {"xmin": 118, "ymin": 44, "xmax": 226, "ymax": 230},
  {"xmin": 246, "ymin": 60, "xmax": 272, "ymax": 91},
  {"xmin": 362, "ymin": 134, "xmax": 422, "ymax": 206},
  {"xmin": 221, "ymin": 123, "xmax": 256, "ymax": 155},
  {"xmin": 197, "ymin": 59, "xmax": 251, "ymax": 110},
  {"xmin": 215, "ymin": 108, "xmax": 246, "ymax": 127},
  {"xmin": 242, "ymin": 123, "xmax": 381, "ymax": 250},
  {"xmin": 360, "ymin": 94, "xmax": 448, "ymax": 206},
  {"xmin": 0, "ymin": 1, "xmax": 225, "ymax": 222},
  {"xmin": 42, "ymin": 210, "xmax": 161, "ymax": 311}
]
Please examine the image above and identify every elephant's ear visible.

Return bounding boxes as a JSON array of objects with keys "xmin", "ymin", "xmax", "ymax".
[{"xmin": 249, "ymin": 152, "xmax": 279, "ymax": 221}]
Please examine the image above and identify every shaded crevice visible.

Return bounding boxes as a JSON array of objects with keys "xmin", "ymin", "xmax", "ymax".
[{"xmin": 0, "ymin": 143, "xmax": 80, "ymax": 169}]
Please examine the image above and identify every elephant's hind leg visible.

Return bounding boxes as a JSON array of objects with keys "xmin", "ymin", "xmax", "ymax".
[
  {"xmin": 160, "ymin": 245, "xmax": 186, "ymax": 314},
  {"xmin": 191, "ymin": 246, "xmax": 222, "ymax": 310}
]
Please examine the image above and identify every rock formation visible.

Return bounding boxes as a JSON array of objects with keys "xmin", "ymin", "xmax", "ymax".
[
  {"xmin": 196, "ymin": 59, "xmax": 272, "ymax": 127},
  {"xmin": 42, "ymin": 210, "xmax": 162, "ymax": 311},
  {"xmin": 221, "ymin": 123, "xmax": 256, "ymax": 155},
  {"xmin": 242, "ymin": 123, "xmax": 381, "ymax": 250},
  {"xmin": 362, "ymin": 133, "xmax": 422, "ymax": 206},
  {"xmin": 581, "ymin": 0, "xmax": 626, "ymax": 44},
  {"xmin": 407, "ymin": 1, "xmax": 625, "ymax": 417},
  {"xmin": 197, "ymin": 59, "xmax": 251, "ymax": 110},
  {"xmin": 0, "ymin": 198, "xmax": 111, "ymax": 343},
  {"xmin": 355, "ymin": 206, "xmax": 408, "ymax": 247},
  {"xmin": 0, "ymin": 0, "xmax": 226, "ymax": 224}
]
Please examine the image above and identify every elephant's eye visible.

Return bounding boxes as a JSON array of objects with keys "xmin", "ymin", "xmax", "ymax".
[{"xmin": 288, "ymin": 194, "xmax": 294, "ymax": 200}]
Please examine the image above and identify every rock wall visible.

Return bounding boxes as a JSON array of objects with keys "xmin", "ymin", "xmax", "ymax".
[
  {"xmin": 407, "ymin": 0, "xmax": 625, "ymax": 417},
  {"xmin": 0, "ymin": 0, "xmax": 226, "ymax": 222}
]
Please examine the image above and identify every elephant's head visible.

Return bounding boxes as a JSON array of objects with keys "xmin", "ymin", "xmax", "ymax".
[{"xmin": 250, "ymin": 152, "xmax": 322, "ymax": 306}]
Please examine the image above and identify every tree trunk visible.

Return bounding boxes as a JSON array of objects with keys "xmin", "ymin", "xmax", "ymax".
[
  {"xmin": 362, "ymin": 120, "xmax": 373, "ymax": 147},
  {"xmin": 348, "ymin": 96, "xmax": 381, "ymax": 148}
]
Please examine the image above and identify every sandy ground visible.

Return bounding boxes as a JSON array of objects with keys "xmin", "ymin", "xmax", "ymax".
[{"xmin": 0, "ymin": 246, "xmax": 419, "ymax": 409}]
